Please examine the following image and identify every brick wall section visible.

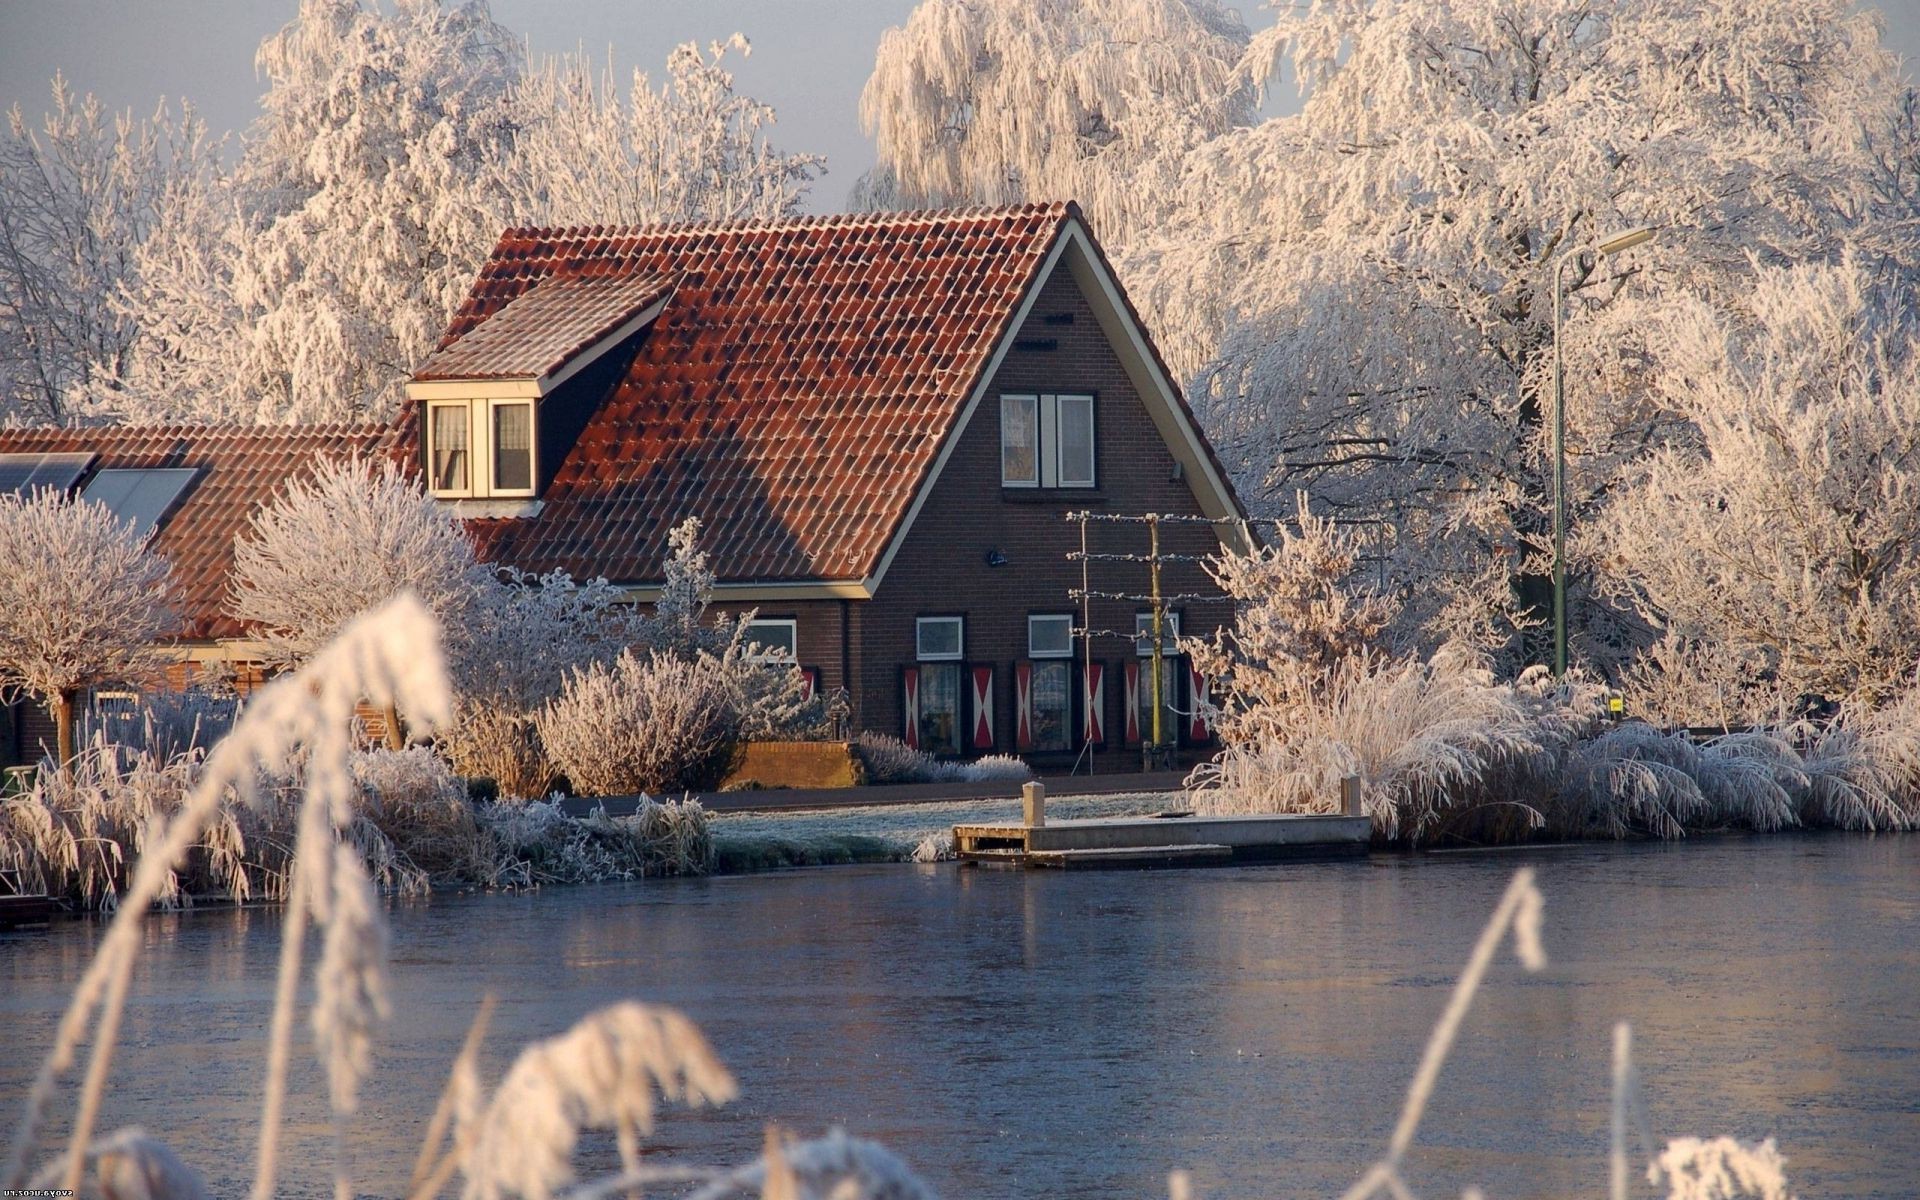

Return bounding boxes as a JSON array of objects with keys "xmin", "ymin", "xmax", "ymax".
[{"xmin": 860, "ymin": 265, "xmax": 1232, "ymax": 769}]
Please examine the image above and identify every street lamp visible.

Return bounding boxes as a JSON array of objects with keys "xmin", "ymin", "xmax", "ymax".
[{"xmin": 1551, "ymin": 224, "xmax": 1655, "ymax": 678}]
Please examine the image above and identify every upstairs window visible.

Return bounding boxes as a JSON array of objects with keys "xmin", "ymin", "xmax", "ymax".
[
  {"xmin": 1001, "ymin": 393, "xmax": 1095, "ymax": 488},
  {"xmin": 426, "ymin": 398, "xmax": 537, "ymax": 499},
  {"xmin": 492, "ymin": 402, "xmax": 533, "ymax": 492},
  {"xmin": 429, "ymin": 403, "xmax": 470, "ymax": 494}
]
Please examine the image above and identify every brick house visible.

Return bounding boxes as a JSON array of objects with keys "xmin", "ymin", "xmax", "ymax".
[
  {"xmin": 2, "ymin": 202, "xmax": 1249, "ymax": 774},
  {"xmin": 0, "ymin": 425, "xmax": 392, "ymax": 766},
  {"xmin": 405, "ymin": 202, "xmax": 1249, "ymax": 771}
]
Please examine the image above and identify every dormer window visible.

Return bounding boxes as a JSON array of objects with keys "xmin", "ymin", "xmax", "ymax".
[
  {"xmin": 424, "ymin": 398, "xmax": 537, "ymax": 499},
  {"xmin": 429, "ymin": 402, "xmax": 470, "ymax": 494},
  {"xmin": 492, "ymin": 402, "xmax": 533, "ymax": 492}
]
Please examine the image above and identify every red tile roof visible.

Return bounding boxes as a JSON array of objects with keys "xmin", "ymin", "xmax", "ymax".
[
  {"xmin": 412, "ymin": 271, "xmax": 676, "ymax": 383},
  {"xmin": 422, "ymin": 203, "xmax": 1078, "ymax": 582},
  {"xmin": 0, "ymin": 424, "xmax": 394, "ymax": 639}
]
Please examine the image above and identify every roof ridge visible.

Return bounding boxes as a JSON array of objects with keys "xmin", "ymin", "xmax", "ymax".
[
  {"xmin": 500, "ymin": 200, "xmax": 1077, "ymax": 245},
  {"xmin": 0, "ymin": 421, "xmax": 394, "ymax": 440}
]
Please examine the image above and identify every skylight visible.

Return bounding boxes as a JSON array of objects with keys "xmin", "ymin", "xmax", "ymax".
[
  {"xmin": 0, "ymin": 452, "xmax": 95, "ymax": 497},
  {"xmin": 78, "ymin": 467, "xmax": 200, "ymax": 541}
]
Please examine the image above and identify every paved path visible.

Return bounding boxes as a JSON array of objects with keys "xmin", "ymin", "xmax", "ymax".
[{"xmin": 556, "ymin": 769, "xmax": 1191, "ymax": 817}]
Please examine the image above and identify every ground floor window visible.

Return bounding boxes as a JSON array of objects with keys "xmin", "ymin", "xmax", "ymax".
[
  {"xmin": 1029, "ymin": 660, "xmax": 1073, "ymax": 752},
  {"xmin": 1133, "ymin": 658, "xmax": 1179, "ymax": 747},
  {"xmin": 917, "ymin": 662, "xmax": 963, "ymax": 757}
]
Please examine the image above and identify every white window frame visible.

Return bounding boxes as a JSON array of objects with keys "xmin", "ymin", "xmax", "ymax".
[
  {"xmin": 1000, "ymin": 393, "xmax": 1096, "ymax": 490},
  {"xmin": 1134, "ymin": 611, "xmax": 1181, "ymax": 656},
  {"xmin": 1028, "ymin": 614, "xmax": 1075, "ymax": 659},
  {"xmin": 916, "ymin": 616, "xmax": 965, "ymax": 662},
  {"xmin": 1055, "ymin": 394, "xmax": 1096, "ymax": 487},
  {"xmin": 745, "ymin": 618, "xmax": 798, "ymax": 664},
  {"xmin": 426, "ymin": 400, "xmax": 475, "ymax": 498},
  {"xmin": 486, "ymin": 398, "xmax": 537, "ymax": 498},
  {"xmin": 1000, "ymin": 394, "xmax": 1039, "ymax": 488}
]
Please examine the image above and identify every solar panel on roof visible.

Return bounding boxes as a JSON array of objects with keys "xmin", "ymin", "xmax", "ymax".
[
  {"xmin": 0, "ymin": 451, "xmax": 96, "ymax": 497},
  {"xmin": 78, "ymin": 467, "xmax": 199, "ymax": 541}
]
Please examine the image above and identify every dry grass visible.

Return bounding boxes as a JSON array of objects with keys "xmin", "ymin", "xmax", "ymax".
[
  {"xmin": 1190, "ymin": 650, "xmax": 1601, "ymax": 844},
  {"xmin": 0, "ymin": 740, "xmax": 712, "ymax": 915}
]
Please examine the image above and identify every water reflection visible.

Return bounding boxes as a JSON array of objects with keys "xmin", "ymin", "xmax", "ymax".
[{"xmin": 1, "ymin": 836, "xmax": 1915, "ymax": 1199}]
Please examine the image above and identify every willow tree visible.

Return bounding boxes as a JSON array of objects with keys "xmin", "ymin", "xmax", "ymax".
[
  {"xmin": 0, "ymin": 490, "xmax": 174, "ymax": 765},
  {"xmin": 855, "ymin": 0, "xmax": 1255, "ymax": 245},
  {"xmin": 1141, "ymin": 0, "xmax": 1904, "ymax": 657}
]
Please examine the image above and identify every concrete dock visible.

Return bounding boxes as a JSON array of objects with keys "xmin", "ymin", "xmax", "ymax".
[{"xmin": 954, "ymin": 783, "xmax": 1371, "ymax": 868}]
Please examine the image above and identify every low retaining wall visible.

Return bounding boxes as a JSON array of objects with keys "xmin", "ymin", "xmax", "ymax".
[{"xmin": 722, "ymin": 741, "xmax": 866, "ymax": 791}]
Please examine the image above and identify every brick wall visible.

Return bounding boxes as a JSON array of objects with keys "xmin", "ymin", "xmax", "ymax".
[{"xmin": 859, "ymin": 264, "xmax": 1233, "ymax": 770}]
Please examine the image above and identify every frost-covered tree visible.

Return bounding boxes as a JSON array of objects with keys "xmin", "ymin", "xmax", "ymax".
[
  {"xmin": 88, "ymin": 0, "xmax": 520, "ymax": 426},
  {"xmin": 230, "ymin": 454, "xmax": 477, "ymax": 744},
  {"xmin": 76, "ymin": 3, "xmax": 821, "ymax": 428},
  {"xmin": 1598, "ymin": 256, "xmax": 1920, "ymax": 702},
  {"xmin": 0, "ymin": 77, "xmax": 219, "ymax": 424},
  {"xmin": 491, "ymin": 36, "xmax": 821, "ymax": 228},
  {"xmin": 0, "ymin": 489, "xmax": 174, "ymax": 765},
  {"xmin": 855, "ymin": 0, "xmax": 1253, "ymax": 243},
  {"xmin": 1152, "ymin": 0, "xmax": 1903, "ymax": 657}
]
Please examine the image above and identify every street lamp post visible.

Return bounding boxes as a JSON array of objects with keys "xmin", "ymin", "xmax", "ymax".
[{"xmin": 1551, "ymin": 224, "xmax": 1655, "ymax": 678}]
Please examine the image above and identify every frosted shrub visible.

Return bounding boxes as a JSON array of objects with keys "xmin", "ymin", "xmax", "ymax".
[
  {"xmin": 479, "ymin": 798, "xmax": 713, "ymax": 884},
  {"xmin": 1617, "ymin": 635, "xmax": 1789, "ymax": 732},
  {"xmin": 352, "ymin": 748, "xmax": 499, "ymax": 883},
  {"xmin": 445, "ymin": 568, "xmax": 637, "ymax": 801},
  {"xmin": 1553, "ymin": 724, "xmax": 1801, "ymax": 839},
  {"xmin": 854, "ymin": 733, "xmax": 930, "ymax": 784},
  {"xmin": 1193, "ymin": 649, "xmax": 1590, "ymax": 844},
  {"xmin": 962, "ymin": 755, "xmax": 1032, "ymax": 783},
  {"xmin": 536, "ymin": 651, "xmax": 741, "ymax": 796},
  {"xmin": 853, "ymin": 734, "xmax": 1033, "ymax": 785},
  {"xmin": 1189, "ymin": 506, "xmax": 1596, "ymax": 843}
]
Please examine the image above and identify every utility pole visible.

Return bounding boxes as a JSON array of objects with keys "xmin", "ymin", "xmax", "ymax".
[{"xmin": 1147, "ymin": 513, "xmax": 1165, "ymax": 766}]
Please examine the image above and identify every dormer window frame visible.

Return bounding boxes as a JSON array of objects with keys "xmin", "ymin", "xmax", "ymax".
[
  {"xmin": 424, "ymin": 395, "xmax": 540, "ymax": 501},
  {"xmin": 485, "ymin": 397, "xmax": 538, "ymax": 498},
  {"xmin": 426, "ymin": 399, "xmax": 475, "ymax": 498}
]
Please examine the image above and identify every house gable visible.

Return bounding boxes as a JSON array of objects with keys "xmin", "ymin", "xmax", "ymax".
[{"xmin": 859, "ymin": 218, "xmax": 1248, "ymax": 598}]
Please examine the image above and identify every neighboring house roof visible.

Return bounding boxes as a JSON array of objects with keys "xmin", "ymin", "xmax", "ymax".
[
  {"xmin": 0, "ymin": 424, "xmax": 392, "ymax": 640},
  {"xmin": 408, "ymin": 201, "xmax": 1245, "ymax": 592},
  {"xmin": 411, "ymin": 271, "xmax": 676, "ymax": 388}
]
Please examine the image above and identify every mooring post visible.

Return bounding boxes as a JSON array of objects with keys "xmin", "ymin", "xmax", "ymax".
[
  {"xmin": 1023, "ymin": 780, "xmax": 1047, "ymax": 828},
  {"xmin": 1340, "ymin": 775, "xmax": 1364, "ymax": 817}
]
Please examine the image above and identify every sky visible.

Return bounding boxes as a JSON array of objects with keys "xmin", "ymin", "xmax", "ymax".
[{"xmin": 3, "ymin": 0, "xmax": 1919, "ymax": 215}]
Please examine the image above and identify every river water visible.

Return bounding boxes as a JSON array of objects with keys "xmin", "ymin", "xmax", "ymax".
[{"xmin": 3, "ymin": 835, "xmax": 1917, "ymax": 1199}]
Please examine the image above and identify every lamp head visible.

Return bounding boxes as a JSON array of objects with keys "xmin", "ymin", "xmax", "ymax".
[{"xmin": 1596, "ymin": 225, "xmax": 1656, "ymax": 256}]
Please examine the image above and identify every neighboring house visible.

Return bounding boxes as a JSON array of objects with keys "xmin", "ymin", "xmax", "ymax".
[
  {"xmin": 1, "ymin": 202, "xmax": 1250, "ymax": 775},
  {"xmin": 403, "ymin": 201, "xmax": 1249, "ymax": 771},
  {"xmin": 0, "ymin": 425, "xmax": 392, "ymax": 765}
]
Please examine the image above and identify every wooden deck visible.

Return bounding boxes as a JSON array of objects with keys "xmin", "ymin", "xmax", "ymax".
[{"xmin": 953, "ymin": 810, "xmax": 1371, "ymax": 869}]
